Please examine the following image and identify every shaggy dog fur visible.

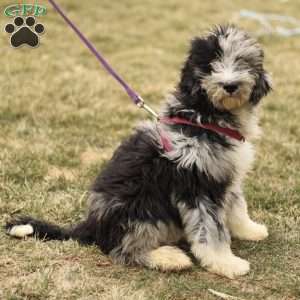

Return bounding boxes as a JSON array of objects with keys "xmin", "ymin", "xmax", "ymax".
[{"xmin": 6, "ymin": 25, "xmax": 272, "ymax": 278}]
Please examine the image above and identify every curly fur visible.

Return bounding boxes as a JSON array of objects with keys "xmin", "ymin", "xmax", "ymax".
[{"xmin": 5, "ymin": 25, "xmax": 271, "ymax": 278}]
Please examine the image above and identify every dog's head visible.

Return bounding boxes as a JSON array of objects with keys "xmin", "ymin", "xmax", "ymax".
[{"xmin": 178, "ymin": 25, "xmax": 272, "ymax": 112}]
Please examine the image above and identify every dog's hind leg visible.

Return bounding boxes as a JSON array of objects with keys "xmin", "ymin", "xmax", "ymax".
[
  {"xmin": 109, "ymin": 221, "xmax": 193, "ymax": 271},
  {"xmin": 225, "ymin": 187, "xmax": 268, "ymax": 241},
  {"xmin": 178, "ymin": 200, "xmax": 250, "ymax": 279}
]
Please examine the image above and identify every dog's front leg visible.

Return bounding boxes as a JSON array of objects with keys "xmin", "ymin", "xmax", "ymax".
[
  {"xmin": 178, "ymin": 200, "xmax": 250, "ymax": 279},
  {"xmin": 225, "ymin": 186, "xmax": 268, "ymax": 241}
]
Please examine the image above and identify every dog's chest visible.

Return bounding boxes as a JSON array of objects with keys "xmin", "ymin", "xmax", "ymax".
[
  {"xmin": 164, "ymin": 134, "xmax": 255, "ymax": 182},
  {"xmin": 227, "ymin": 140, "xmax": 255, "ymax": 182}
]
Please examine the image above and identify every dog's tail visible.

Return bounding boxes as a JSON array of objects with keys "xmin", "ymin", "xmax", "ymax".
[{"xmin": 5, "ymin": 215, "xmax": 95, "ymax": 244}]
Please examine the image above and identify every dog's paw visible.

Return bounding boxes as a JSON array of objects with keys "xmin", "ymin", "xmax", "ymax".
[
  {"xmin": 192, "ymin": 244, "xmax": 250, "ymax": 279},
  {"xmin": 232, "ymin": 221, "xmax": 268, "ymax": 241},
  {"xmin": 203, "ymin": 253, "xmax": 250, "ymax": 279},
  {"xmin": 147, "ymin": 246, "xmax": 193, "ymax": 271}
]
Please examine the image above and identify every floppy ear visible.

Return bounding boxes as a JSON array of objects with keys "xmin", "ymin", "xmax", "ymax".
[
  {"xmin": 179, "ymin": 36, "xmax": 218, "ymax": 96},
  {"xmin": 250, "ymin": 71, "xmax": 272, "ymax": 104},
  {"xmin": 179, "ymin": 60, "xmax": 198, "ymax": 96}
]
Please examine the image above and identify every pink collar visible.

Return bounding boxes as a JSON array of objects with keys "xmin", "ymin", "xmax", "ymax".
[{"xmin": 158, "ymin": 116, "xmax": 245, "ymax": 152}]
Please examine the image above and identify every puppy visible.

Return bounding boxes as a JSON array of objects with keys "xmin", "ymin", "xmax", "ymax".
[{"xmin": 6, "ymin": 25, "xmax": 271, "ymax": 279}]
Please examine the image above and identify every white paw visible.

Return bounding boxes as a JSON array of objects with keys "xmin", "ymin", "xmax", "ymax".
[
  {"xmin": 193, "ymin": 244, "xmax": 250, "ymax": 279},
  {"xmin": 8, "ymin": 224, "xmax": 33, "ymax": 238},
  {"xmin": 147, "ymin": 246, "xmax": 193, "ymax": 271},
  {"xmin": 203, "ymin": 253, "xmax": 250, "ymax": 279},
  {"xmin": 232, "ymin": 222, "xmax": 268, "ymax": 241}
]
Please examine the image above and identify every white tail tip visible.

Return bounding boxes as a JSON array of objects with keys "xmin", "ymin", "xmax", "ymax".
[{"xmin": 8, "ymin": 224, "xmax": 34, "ymax": 238}]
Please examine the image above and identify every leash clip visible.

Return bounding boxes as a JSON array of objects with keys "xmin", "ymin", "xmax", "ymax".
[{"xmin": 136, "ymin": 97, "xmax": 159, "ymax": 119}]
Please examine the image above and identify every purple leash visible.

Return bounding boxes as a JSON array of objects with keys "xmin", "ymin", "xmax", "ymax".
[
  {"xmin": 46, "ymin": 1, "xmax": 245, "ymax": 152},
  {"xmin": 48, "ymin": 0, "xmax": 158, "ymax": 119}
]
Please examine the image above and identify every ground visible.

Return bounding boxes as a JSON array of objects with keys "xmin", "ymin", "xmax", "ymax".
[{"xmin": 0, "ymin": 0, "xmax": 299, "ymax": 299}]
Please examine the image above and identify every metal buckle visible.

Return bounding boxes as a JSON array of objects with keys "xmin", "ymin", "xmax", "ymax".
[{"xmin": 136, "ymin": 97, "xmax": 159, "ymax": 119}]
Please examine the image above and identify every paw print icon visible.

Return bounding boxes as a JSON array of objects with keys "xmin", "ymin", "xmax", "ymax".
[{"xmin": 5, "ymin": 16, "xmax": 45, "ymax": 48}]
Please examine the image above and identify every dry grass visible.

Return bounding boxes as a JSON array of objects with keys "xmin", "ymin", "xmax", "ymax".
[{"xmin": 0, "ymin": 0, "xmax": 299, "ymax": 299}]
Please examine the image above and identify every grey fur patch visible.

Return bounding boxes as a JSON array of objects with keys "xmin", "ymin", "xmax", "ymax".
[
  {"xmin": 110, "ymin": 221, "xmax": 183, "ymax": 265},
  {"xmin": 177, "ymin": 201, "xmax": 230, "ymax": 247},
  {"xmin": 88, "ymin": 192, "xmax": 123, "ymax": 221},
  {"xmin": 162, "ymin": 129, "xmax": 234, "ymax": 180}
]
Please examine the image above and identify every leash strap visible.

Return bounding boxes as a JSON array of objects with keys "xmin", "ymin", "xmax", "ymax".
[
  {"xmin": 48, "ymin": 0, "xmax": 158, "ymax": 117},
  {"xmin": 47, "ymin": 0, "xmax": 244, "ymax": 151}
]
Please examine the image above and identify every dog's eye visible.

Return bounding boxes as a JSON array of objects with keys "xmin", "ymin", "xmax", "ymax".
[
  {"xmin": 235, "ymin": 56, "xmax": 245, "ymax": 63},
  {"xmin": 235, "ymin": 57, "xmax": 250, "ymax": 69}
]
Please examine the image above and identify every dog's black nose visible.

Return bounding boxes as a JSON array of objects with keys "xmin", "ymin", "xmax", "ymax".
[{"xmin": 223, "ymin": 84, "xmax": 238, "ymax": 94}]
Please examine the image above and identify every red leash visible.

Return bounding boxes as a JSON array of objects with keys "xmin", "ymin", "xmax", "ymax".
[
  {"xmin": 158, "ymin": 117, "xmax": 245, "ymax": 152},
  {"xmin": 160, "ymin": 117, "xmax": 245, "ymax": 141}
]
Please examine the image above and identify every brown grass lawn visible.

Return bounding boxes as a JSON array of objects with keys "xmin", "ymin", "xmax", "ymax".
[{"xmin": 0, "ymin": 0, "xmax": 299, "ymax": 299}]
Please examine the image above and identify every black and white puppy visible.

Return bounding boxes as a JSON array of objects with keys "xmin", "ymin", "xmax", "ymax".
[{"xmin": 6, "ymin": 25, "xmax": 271, "ymax": 279}]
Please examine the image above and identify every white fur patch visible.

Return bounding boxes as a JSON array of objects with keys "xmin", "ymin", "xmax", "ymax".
[
  {"xmin": 225, "ymin": 186, "xmax": 268, "ymax": 241},
  {"xmin": 8, "ymin": 224, "xmax": 34, "ymax": 238},
  {"xmin": 192, "ymin": 244, "xmax": 250, "ymax": 279},
  {"xmin": 146, "ymin": 246, "xmax": 193, "ymax": 271},
  {"xmin": 138, "ymin": 115, "xmax": 256, "ymax": 182},
  {"xmin": 217, "ymin": 26, "xmax": 263, "ymax": 67},
  {"xmin": 163, "ymin": 130, "xmax": 231, "ymax": 180},
  {"xmin": 162, "ymin": 126, "xmax": 255, "ymax": 182},
  {"xmin": 230, "ymin": 220, "xmax": 268, "ymax": 241}
]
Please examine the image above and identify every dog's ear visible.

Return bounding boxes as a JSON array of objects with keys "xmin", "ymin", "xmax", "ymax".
[
  {"xmin": 179, "ymin": 59, "xmax": 197, "ymax": 96},
  {"xmin": 190, "ymin": 36, "xmax": 220, "ymax": 73},
  {"xmin": 179, "ymin": 36, "xmax": 219, "ymax": 97},
  {"xmin": 250, "ymin": 71, "xmax": 272, "ymax": 104}
]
